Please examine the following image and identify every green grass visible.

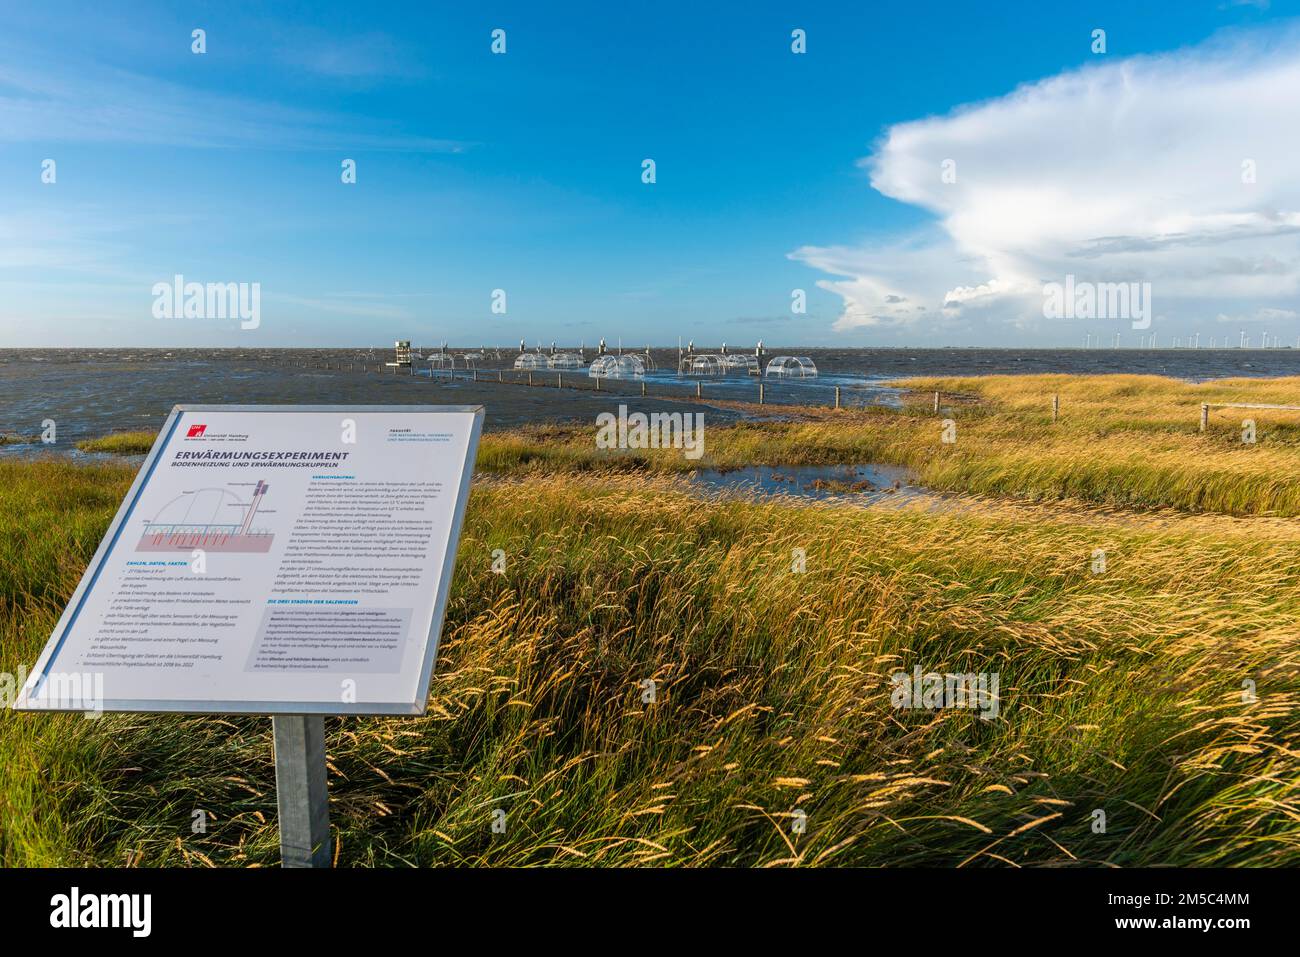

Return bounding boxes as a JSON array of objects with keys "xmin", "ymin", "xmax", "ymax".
[
  {"xmin": 74, "ymin": 431, "xmax": 156, "ymax": 455},
  {"xmin": 2, "ymin": 442, "xmax": 1298, "ymax": 866}
]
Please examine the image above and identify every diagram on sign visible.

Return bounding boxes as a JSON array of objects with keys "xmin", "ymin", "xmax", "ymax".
[{"xmin": 136, "ymin": 480, "xmax": 275, "ymax": 553}]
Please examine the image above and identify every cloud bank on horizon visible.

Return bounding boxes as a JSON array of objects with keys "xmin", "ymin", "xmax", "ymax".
[{"xmin": 791, "ymin": 24, "xmax": 1300, "ymax": 341}]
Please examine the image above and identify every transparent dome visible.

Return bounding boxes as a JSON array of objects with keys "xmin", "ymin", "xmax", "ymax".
[
  {"xmin": 547, "ymin": 352, "xmax": 586, "ymax": 369},
  {"xmin": 686, "ymin": 354, "xmax": 727, "ymax": 376},
  {"xmin": 765, "ymin": 355, "xmax": 818, "ymax": 377},
  {"xmin": 513, "ymin": 353, "xmax": 549, "ymax": 370},
  {"xmin": 723, "ymin": 354, "xmax": 759, "ymax": 373},
  {"xmin": 588, "ymin": 354, "xmax": 646, "ymax": 378}
]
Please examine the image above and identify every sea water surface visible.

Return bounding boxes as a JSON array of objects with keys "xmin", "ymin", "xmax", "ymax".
[{"xmin": 3, "ymin": 347, "xmax": 1299, "ymax": 451}]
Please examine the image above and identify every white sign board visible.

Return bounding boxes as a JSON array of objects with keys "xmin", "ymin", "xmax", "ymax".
[{"xmin": 14, "ymin": 404, "xmax": 483, "ymax": 716}]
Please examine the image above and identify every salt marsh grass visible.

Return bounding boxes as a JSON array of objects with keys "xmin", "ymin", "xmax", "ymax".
[
  {"xmin": 2, "ymin": 388, "xmax": 1299, "ymax": 865},
  {"xmin": 74, "ymin": 432, "xmax": 156, "ymax": 456},
  {"xmin": 475, "ymin": 374, "xmax": 1300, "ymax": 516}
]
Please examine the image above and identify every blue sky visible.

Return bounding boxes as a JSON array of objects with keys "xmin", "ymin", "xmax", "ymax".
[{"xmin": 2, "ymin": 0, "xmax": 1296, "ymax": 347}]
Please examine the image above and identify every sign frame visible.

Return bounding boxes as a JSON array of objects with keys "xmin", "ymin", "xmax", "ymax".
[{"xmin": 14, "ymin": 403, "xmax": 485, "ymax": 717}]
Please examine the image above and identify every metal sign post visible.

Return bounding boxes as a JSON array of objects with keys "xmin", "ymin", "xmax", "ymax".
[{"xmin": 273, "ymin": 715, "xmax": 331, "ymax": 868}]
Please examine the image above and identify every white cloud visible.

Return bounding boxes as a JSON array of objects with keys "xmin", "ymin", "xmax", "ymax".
[{"xmin": 792, "ymin": 25, "xmax": 1300, "ymax": 340}]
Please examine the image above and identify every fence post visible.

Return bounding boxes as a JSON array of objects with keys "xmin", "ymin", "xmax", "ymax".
[
  {"xmin": 835, "ymin": 386, "xmax": 841, "ymax": 410},
  {"xmin": 1052, "ymin": 394, "xmax": 1059, "ymax": 423},
  {"xmin": 696, "ymin": 381, "xmax": 702, "ymax": 399},
  {"xmin": 528, "ymin": 372, "xmax": 533, "ymax": 387},
  {"xmin": 759, "ymin": 382, "xmax": 765, "ymax": 405},
  {"xmin": 933, "ymin": 391, "xmax": 940, "ymax": 414},
  {"xmin": 1200, "ymin": 403, "xmax": 1209, "ymax": 432}
]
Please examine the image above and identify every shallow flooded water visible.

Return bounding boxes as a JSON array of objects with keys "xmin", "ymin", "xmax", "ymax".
[
  {"xmin": 687, "ymin": 463, "xmax": 925, "ymax": 506},
  {"xmin": 6, "ymin": 345, "xmax": 1298, "ymax": 453},
  {"xmin": 0, "ymin": 352, "xmax": 741, "ymax": 450}
]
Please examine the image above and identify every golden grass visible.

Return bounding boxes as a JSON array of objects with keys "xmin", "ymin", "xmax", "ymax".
[
  {"xmin": 887, "ymin": 374, "xmax": 1300, "ymax": 515},
  {"xmin": 2, "ymin": 446, "xmax": 1298, "ymax": 866}
]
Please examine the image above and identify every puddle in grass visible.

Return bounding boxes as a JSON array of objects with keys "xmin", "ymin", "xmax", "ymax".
[{"xmin": 687, "ymin": 463, "xmax": 926, "ymax": 505}]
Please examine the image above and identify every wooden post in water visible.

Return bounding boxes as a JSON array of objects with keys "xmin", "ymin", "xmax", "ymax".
[
  {"xmin": 641, "ymin": 380, "xmax": 646, "ymax": 397},
  {"xmin": 696, "ymin": 381, "xmax": 702, "ymax": 399},
  {"xmin": 1200, "ymin": 403, "xmax": 1209, "ymax": 432},
  {"xmin": 759, "ymin": 382, "xmax": 765, "ymax": 405},
  {"xmin": 1052, "ymin": 394, "xmax": 1059, "ymax": 423},
  {"xmin": 558, "ymin": 373, "xmax": 563, "ymax": 389},
  {"xmin": 528, "ymin": 372, "xmax": 534, "ymax": 387}
]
